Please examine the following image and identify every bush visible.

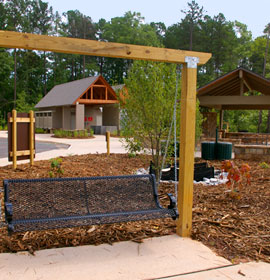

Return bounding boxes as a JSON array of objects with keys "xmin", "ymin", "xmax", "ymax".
[
  {"xmin": 49, "ymin": 158, "xmax": 64, "ymax": 178},
  {"xmin": 53, "ymin": 129, "xmax": 91, "ymax": 138},
  {"xmin": 221, "ymin": 160, "xmax": 251, "ymax": 199},
  {"xmin": 89, "ymin": 128, "xmax": 94, "ymax": 136},
  {"xmin": 35, "ymin": 128, "xmax": 45, "ymax": 133}
]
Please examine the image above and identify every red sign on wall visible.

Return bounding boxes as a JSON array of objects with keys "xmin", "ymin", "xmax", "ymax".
[{"xmin": 85, "ymin": 116, "xmax": 93, "ymax": 122}]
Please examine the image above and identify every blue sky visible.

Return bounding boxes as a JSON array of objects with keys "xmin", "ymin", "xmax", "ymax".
[{"xmin": 47, "ymin": 0, "xmax": 270, "ymax": 39}]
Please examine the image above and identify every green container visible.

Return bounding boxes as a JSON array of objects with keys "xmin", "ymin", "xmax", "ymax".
[
  {"xmin": 216, "ymin": 142, "xmax": 232, "ymax": 160},
  {"xmin": 201, "ymin": 141, "xmax": 216, "ymax": 160}
]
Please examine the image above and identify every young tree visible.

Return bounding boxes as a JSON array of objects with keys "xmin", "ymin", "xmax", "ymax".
[{"xmin": 121, "ymin": 61, "xmax": 179, "ymax": 180}]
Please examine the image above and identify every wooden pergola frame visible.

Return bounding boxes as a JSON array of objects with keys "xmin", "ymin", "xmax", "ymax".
[{"xmin": 0, "ymin": 30, "xmax": 212, "ymax": 237}]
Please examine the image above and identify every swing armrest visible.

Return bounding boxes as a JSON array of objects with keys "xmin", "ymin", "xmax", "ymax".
[
  {"xmin": 167, "ymin": 193, "xmax": 176, "ymax": 209},
  {"xmin": 167, "ymin": 193, "xmax": 179, "ymax": 220}
]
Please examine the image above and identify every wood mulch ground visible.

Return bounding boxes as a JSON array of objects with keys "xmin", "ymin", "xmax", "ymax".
[{"xmin": 0, "ymin": 154, "xmax": 269, "ymax": 264}]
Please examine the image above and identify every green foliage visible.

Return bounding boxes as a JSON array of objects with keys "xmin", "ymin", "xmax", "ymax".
[
  {"xmin": 122, "ymin": 61, "xmax": 179, "ymax": 179},
  {"xmin": 35, "ymin": 127, "xmax": 45, "ymax": 133},
  {"xmin": 78, "ymin": 129, "xmax": 88, "ymax": 137},
  {"xmin": 222, "ymin": 160, "xmax": 251, "ymax": 199},
  {"xmin": 260, "ymin": 162, "xmax": 270, "ymax": 169},
  {"xmin": 49, "ymin": 158, "xmax": 64, "ymax": 178},
  {"xmin": 0, "ymin": 0, "xmax": 269, "ymax": 137},
  {"xmin": 128, "ymin": 153, "xmax": 137, "ymax": 158},
  {"xmin": 53, "ymin": 129, "xmax": 89, "ymax": 138},
  {"xmin": 88, "ymin": 128, "xmax": 94, "ymax": 136},
  {"xmin": 16, "ymin": 90, "xmax": 35, "ymax": 112}
]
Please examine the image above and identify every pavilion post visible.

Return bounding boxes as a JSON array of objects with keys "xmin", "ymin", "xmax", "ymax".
[
  {"xmin": 219, "ymin": 110, "xmax": 224, "ymax": 130},
  {"xmin": 177, "ymin": 57, "xmax": 198, "ymax": 237}
]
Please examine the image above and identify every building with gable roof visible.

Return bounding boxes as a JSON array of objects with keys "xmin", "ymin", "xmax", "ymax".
[{"xmin": 35, "ymin": 75, "xmax": 122, "ymax": 134}]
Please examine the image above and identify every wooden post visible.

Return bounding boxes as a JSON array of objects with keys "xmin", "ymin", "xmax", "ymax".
[
  {"xmin": 12, "ymin": 109, "xmax": 17, "ymax": 169},
  {"xmin": 29, "ymin": 110, "xmax": 34, "ymax": 166},
  {"xmin": 219, "ymin": 110, "xmax": 224, "ymax": 130},
  {"xmin": 106, "ymin": 131, "xmax": 110, "ymax": 155},
  {"xmin": 177, "ymin": 57, "xmax": 198, "ymax": 237},
  {"xmin": 91, "ymin": 87, "xmax": 93, "ymax": 99}
]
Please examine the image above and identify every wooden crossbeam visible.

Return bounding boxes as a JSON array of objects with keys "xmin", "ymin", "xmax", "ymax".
[
  {"xmin": 243, "ymin": 78, "xmax": 252, "ymax": 92},
  {"xmin": 0, "ymin": 31, "xmax": 211, "ymax": 65},
  {"xmin": 199, "ymin": 95, "xmax": 270, "ymax": 106},
  {"xmin": 9, "ymin": 117, "xmax": 35, "ymax": 123},
  {"xmin": 78, "ymin": 99, "xmax": 118, "ymax": 104},
  {"xmin": 92, "ymin": 85, "xmax": 106, "ymax": 88},
  {"xmin": 10, "ymin": 150, "xmax": 36, "ymax": 157}
]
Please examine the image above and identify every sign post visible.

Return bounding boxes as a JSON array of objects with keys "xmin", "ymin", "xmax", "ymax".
[{"xmin": 8, "ymin": 110, "xmax": 35, "ymax": 169}]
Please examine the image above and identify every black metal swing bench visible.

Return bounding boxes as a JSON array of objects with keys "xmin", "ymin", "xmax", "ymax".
[{"xmin": 3, "ymin": 174, "xmax": 178, "ymax": 233}]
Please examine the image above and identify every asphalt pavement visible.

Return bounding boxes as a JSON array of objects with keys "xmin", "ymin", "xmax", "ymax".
[{"xmin": 0, "ymin": 138, "xmax": 69, "ymax": 159}]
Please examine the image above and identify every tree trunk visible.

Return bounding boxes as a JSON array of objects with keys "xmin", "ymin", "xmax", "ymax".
[
  {"xmin": 189, "ymin": 22, "xmax": 193, "ymax": 51},
  {"xmin": 43, "ymin": 51, "xmax": 47, "ymax": 96},
  {"xmin": 258, "ymin": 110, "xmax": 263, "ymax": 133},
  {"xmin": 99, "ymin": 57, "xmax": 103, "ymax": 75},
  {"xmin": 83, "ymin": 55, "xmax": 86, "ymax": 78},
  {"xmin": 264, "ymin": 33, "xmax": 270, "ymax": 132},
  {"xmin": 71, "ymin": 58, "xmax": 74, "ymax": 80},
  {"xmin": 267, "ymin": 110, "xmax": 270, "ymax": 133}
]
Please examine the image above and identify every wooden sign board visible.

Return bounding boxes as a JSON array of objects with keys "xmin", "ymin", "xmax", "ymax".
[{"xmin": 8, "ymin": 111, "xmax": 35, "ymax": 162}]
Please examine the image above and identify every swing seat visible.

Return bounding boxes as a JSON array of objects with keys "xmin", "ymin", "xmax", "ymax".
[{"xmin": 3, "ymin": 174, "xmax": 178, "ymax": 233}]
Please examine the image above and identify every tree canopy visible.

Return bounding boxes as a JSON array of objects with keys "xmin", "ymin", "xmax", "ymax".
[{"xmin": 0, "ymin": 0, "xmax": 269, "ymax": 133}]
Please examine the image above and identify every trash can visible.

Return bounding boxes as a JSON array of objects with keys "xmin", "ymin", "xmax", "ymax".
[
  {"xmin": 201, "ymin": 141, "xmax": 216, "ymax": 160},
  {"xmin": 216, "ymin": 142, "xmax": 232, "ymax": 160}
]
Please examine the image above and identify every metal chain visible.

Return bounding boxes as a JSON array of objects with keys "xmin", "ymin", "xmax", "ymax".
[{"xmin": 173, "ymin": 66, "xmax": 181, "ymax": 205}]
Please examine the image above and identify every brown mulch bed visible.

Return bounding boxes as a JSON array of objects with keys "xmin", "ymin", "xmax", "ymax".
[{"xmin": 0, "ymin": 154, "xmax": 269, "ymax": 264}]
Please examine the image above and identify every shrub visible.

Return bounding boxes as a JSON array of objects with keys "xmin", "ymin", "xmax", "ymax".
[
  {"xmin": 89, "ymin": 128, "xmax": 94, "ymax": 136},
  {"xmin": 221, "ymin": 160, "xmax": 251, "ymax": 199},
  {"xmin": 49, "ymin": 158, "xmax": 64, "ymax": 178},
  {"xmin": 35, "ymin": 128, "xmax": 45, "ymax": 133},
  {"xmin": 260, "ymin": 162, "xmax": 270, "ymax": 169}
]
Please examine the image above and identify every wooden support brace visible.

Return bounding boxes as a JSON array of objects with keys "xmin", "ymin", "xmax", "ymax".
[
  {"xmin": 29, "ymin": 110, "xmax": 34, "ymax": 166},
  {"xmin": 12, "ymin": 109, "xmax": 17, "ymax": 169},
  {"xmin": 9, "ymin": 117, "xmax": 35, "ymax": 123},
  {"xmin": 10, "ymin": 150, "xmax": 36, "ymax": 157},
  {"xmin": 92, "ymin": 85, "xmax": 106, "ymax": 88},
  {"xmin": 177, "ymin": 57, "xmax": 198, "ymax": 237}
]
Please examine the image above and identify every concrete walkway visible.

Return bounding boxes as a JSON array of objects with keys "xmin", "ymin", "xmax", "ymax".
[
  {"xmin": 0, "ymin": 131, "xmax": 202, "ymax": 166},
  {"xmin": 0, "ymin": 131, "xmax": 127, "ymax": 166},
  {"xmin": 1, "ymin": 235, "xmax": 269, "ymax": 280},
  {"xmin": 0, "ymin": 131, "xmax": 268, "ymax": 279}
]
